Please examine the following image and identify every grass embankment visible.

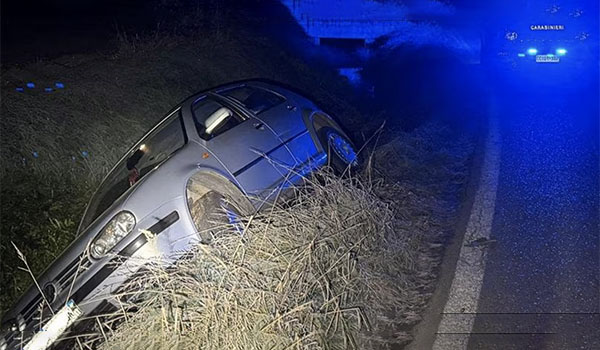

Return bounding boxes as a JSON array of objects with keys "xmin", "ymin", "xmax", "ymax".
[
  {"xmin": 1, "ymin": 28, "xmax": 475, "ymax": 350},
  {"xmin": 0, "ymin": 30, "xmax": 361, "ymax": 313}
]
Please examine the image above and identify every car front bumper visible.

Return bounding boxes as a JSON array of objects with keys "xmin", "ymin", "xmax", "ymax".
[{"xmin": 0, "ymin": 200, "xmax": 196, "ymax": 350}]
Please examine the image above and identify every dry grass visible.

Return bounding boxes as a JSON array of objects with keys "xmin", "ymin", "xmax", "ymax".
[{"xmin": 70, "ymin": 169, "xmax": 415, "ymax": 350}]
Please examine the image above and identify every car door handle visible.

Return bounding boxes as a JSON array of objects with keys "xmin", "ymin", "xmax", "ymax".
[
  {"xmin": 286, "ymin": 105, "xmax": 297, "ymax": 111},
  {"xmin": 253, "ymin": 122, "xmax": 265, "ymax": 130}
]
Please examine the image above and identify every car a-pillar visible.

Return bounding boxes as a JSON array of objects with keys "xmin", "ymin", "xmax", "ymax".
[{"xmin": 186, "ymin": 171, "xmax": 254, "ymax": 242}]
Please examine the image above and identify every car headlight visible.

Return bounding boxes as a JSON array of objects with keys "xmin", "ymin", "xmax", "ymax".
[
  {"xmin": 90, "ymin": 211, "xmax": 135, "ymax": 259},
  {"xmin": 527, "ymin": 48, "xmax": 538, "ymax": 55}
]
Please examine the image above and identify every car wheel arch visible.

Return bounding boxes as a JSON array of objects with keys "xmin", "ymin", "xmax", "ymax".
[
  {"xmin": 305, "ymin": 110, "xmax": 350, "ymax": 152},
  {"xmin": 311, "ymin": 111, "xmax": 335, "ymax": 129},
  {"xmin": 185, "ymin": 170, "xmax": 254, "ymax": 217}
]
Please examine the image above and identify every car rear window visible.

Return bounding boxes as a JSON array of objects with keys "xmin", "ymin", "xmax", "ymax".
[{"xmin": 219, "ymin": 85, "xmax": 286, "ymax": 114}]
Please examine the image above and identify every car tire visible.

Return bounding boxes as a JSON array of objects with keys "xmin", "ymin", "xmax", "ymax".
[
  {"xmin": 190, "ymin": 191, "xmax": 244, "ymax": 243},
  {"xmin": 318, "ymin": 127, "xmax": 358, "ymax": 174}
]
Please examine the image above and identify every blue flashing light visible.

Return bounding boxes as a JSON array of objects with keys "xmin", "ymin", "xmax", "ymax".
[
  {"xmin": 556, "ymin": 48, "xmax": 567, "ymax": 56},
  {"xmin": 517, "ymin": 53, "xmax": 526, "ymax": 57},
  {"xmin": 527, "ymin": 48, "xmax": 538, "ymax": 55}
]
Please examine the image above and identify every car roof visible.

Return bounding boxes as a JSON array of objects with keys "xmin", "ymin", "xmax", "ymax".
[{"xmin": 179, "ymin": 80, "xmax": 282, "ymax": 107}]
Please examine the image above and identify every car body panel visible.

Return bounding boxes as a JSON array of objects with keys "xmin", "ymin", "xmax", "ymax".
[{"xmin": 193, "ymin": 116, "xmax": 293, "ymax": 197}]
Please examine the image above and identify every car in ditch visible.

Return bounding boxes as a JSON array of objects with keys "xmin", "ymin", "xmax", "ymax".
[{"xmin": 0, "ymin": 81, "xmax": 358, "ymax": 350}]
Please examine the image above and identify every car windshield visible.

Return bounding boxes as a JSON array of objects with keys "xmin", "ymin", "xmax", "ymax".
[{"xmin": 79, "ymin": 111, "xmax": 186, "ymax": 232}]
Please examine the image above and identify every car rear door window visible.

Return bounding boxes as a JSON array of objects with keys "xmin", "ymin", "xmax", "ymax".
[
  {"xmin": 192, "ymin": 98, "xmax": 244, "ymax": 141},
  {"xmin": 219, "ymin": 86, "xmax": 286, "ymax": 115}
]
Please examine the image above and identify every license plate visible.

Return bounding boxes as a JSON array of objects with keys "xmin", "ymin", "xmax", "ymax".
[
  {"xmin": 536, "ymin": 55, "xmax": 560, "ymax": 63},
  {"xmin": 24, "ymin": 300, "xmax": 82, "ymax": 350}
]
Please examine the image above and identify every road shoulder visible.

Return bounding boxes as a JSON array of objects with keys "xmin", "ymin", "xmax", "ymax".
[{"xmin": 406, "ymin": 111, "xmax": 489, "ymax": 350}]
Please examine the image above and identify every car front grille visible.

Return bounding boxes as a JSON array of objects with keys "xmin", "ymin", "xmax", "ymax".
[
  {"xmin": 56, "ymin": 255, "xmax": 92, "ymax": 291},
  {"xmin": 4, "ymin": 254, "xmax": 91, "ymax": 349}
]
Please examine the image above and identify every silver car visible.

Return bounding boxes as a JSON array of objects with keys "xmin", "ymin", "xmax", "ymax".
[{"xmin": 0, "ymin": 81, "xmax": 357, "ymax": 350}]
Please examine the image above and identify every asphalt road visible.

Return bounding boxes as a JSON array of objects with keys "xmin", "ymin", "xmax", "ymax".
[{"xmin": 467, "ymin": 83, "xmax": 600, "ymax": 349}]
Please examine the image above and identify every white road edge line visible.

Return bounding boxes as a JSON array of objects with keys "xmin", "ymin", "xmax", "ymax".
[{"xmin": 432, "ymin": 110, "xmax": 501, "ymax": 349}]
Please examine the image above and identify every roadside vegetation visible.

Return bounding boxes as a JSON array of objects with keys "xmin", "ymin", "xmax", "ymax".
[{"xmin": 1, "ymin": 1, "xmax": 476, "ymax": 347}]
